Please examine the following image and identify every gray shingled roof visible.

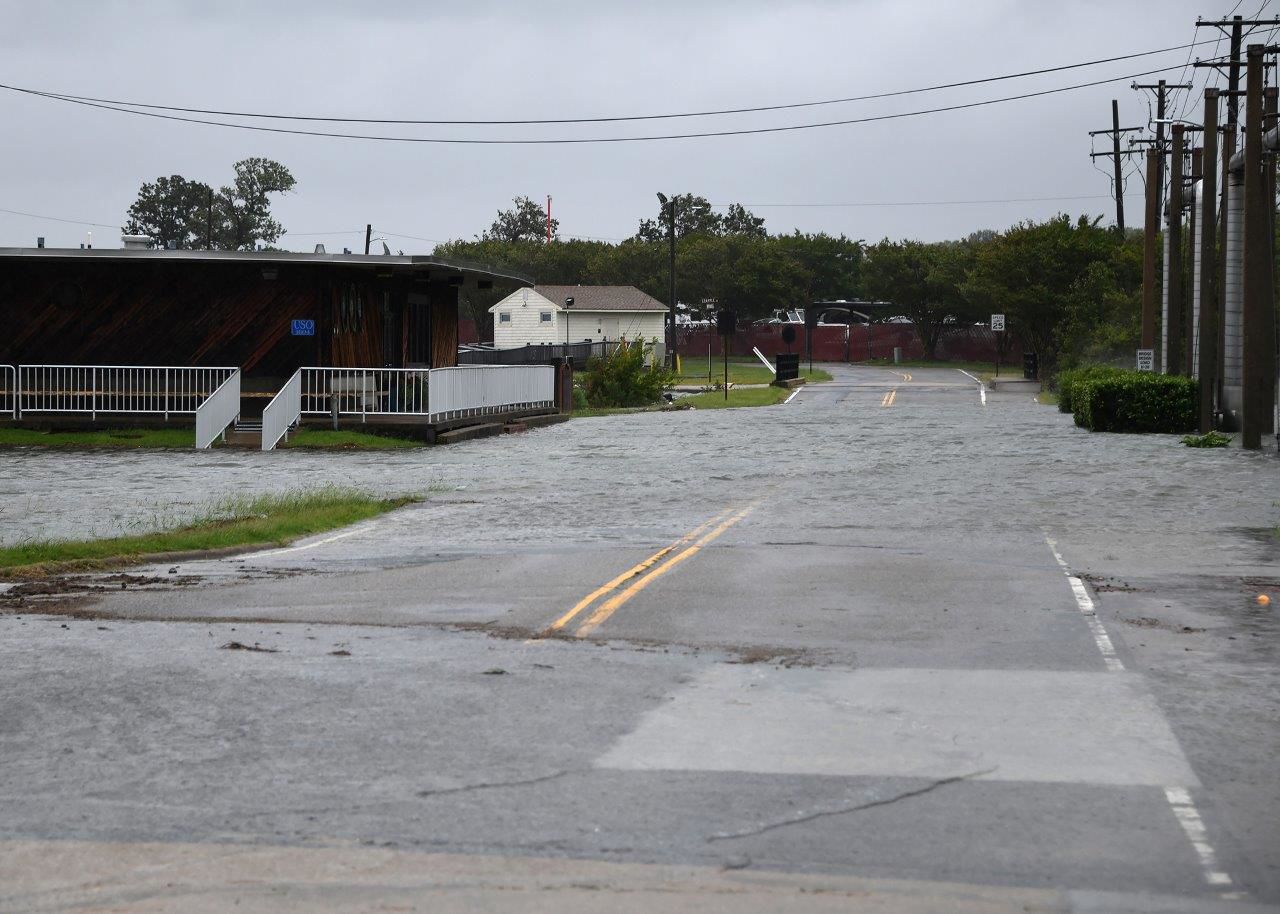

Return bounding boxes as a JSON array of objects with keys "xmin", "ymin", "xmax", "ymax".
[{"xmin": 533, "ymin": 285, "xmax": 667, "ymax": 312}]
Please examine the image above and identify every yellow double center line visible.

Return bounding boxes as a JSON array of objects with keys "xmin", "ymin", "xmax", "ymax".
[
  {"xmin": 880, "ymin": 388, "xmax": 898, "ymax": 408},
  {"xmin": 540, "ymin": 504, "xmax": 755, "ymax": 639}
]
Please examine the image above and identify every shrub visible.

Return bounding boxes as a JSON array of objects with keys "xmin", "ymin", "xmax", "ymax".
[
  {"xmin": 1055, "ymin": 364, "xmax": 1126, "ymax": 414},
  {"xmin": 1181, "ymin": 430, "xmax": 1231, "ymax": 448},
  {"xmin": 1072, "ymin": 370, "xmax": 1196, "ymax": 433},
  {"xmin": 581, "ymin": 339, "xmax": 675, "ymax": 408},
  {"xmin": 571, "ymin": 386, "xmax": 588, "ymax": 410}
]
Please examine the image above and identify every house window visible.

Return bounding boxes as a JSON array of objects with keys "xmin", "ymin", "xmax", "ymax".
[
  {"xmin": 498, "ymin": 312, "xmax": 511, "ymax": 323},
  {"xmin": 540, "ymin": 311, "xmax": 552, "ymax": 323}
]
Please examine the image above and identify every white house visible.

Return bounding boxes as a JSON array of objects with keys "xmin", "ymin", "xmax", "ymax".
[{"xmin": 489, "ymin": 285, "xmax": 668, "ymax": 353}]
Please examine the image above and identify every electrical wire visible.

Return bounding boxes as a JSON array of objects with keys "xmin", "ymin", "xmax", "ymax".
[
  {"xmin": 0, "ymin": 56, "xmax": 1235, "ymax": 146},
  {"xmin": 0, "ymin": 40, "xmax": 1225, "ymax": 127},
  {"xmin": 0, "ymin": 206, "xmax": 118, "ymax": 228}
]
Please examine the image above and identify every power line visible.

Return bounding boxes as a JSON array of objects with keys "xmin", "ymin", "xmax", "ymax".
[
  {"xmin": 0, "ymin": 206, "xmax": 117, "ymax": 228},
  {"xmin": 714, "ymin": 194, "xmax": 1119, "ymax": 208},
  {"xmin": 0, "ymin": 40, "xmax": 1224, "ymax": 128},
  {"xmin": 0, "ymin": 56, "xmax": 1234, "ymax": 146}
]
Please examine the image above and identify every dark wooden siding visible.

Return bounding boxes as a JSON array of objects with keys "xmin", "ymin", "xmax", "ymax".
[{"xmin": 0, "ymin": 259, "xmax": 462, "ymax": 375}]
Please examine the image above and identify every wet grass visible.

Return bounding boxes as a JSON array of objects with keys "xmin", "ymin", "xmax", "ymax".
[
  {"xmin": 1036, "ymin": 390, "xmax": 1060, "ymax": 406},
  {"xmin": 282, "ymin": 428, "xmax": 422, "ymax": 449},
  {"xmin": 677, "ymin": 356, "xmax": 831, "ymax": 386},
  {"xmin": 680, "ymin": 386, "xmax": 792, "ymax": 409},
  {"xmin": 0, "ymin": 427, "xmax": 196, "ymax": 448},
  {"xmin": 860, "ymin": 358, "xmax": 1004, "ymax": 375},
  {"xmin": 0, "ymin": 486, "xmax": 419, "ymax": 577}
]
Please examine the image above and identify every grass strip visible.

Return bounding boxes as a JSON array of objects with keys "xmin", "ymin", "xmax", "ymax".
[
  {"xmin": 677, "ymin": 356, "xmax": 831, "ymax": 386},
  {"xmin": 281, "ymin": 428, "xmax": 421, "ymax": 449},
  {"xmin": 0, "ymin": 487, "xmax": 418, "ymax": 577},
  {"xmin": 679, "ymin": 386, "xmax": 791, "ymax": 410},
  {"xmin": 0, "ymin": 427, "xmax": 196, "ymax": 448}
]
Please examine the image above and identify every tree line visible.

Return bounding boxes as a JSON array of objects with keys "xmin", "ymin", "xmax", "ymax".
[{"xmin": 442, "ymin": 195, "xmax": 1145, "ymax": 371}]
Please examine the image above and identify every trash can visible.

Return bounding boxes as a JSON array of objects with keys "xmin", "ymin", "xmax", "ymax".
[
  {"xmin": 1023, "ymin": 352, "xmax": 1038, "ymax": 380},
  {"xmin": 893, "ymin": 347, "xmax": 902, "ymax": 364}
]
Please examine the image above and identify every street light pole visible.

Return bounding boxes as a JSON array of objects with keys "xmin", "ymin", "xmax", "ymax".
[{"xmin": 564, "ymin": 296, "xmax": 574, "ymax": 347}]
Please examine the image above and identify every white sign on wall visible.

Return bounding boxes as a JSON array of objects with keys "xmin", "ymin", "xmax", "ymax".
[
  {"xmin": 1136, "ymin": 349, "xmax": 1155, "ymax": 372},
  {"xmin": 990, "ymin": 314, "xmax": 1006, "ymax": 332}
]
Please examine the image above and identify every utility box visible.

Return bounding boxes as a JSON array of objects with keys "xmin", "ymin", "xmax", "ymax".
[
  {"xmin": 1023, "ymin": 352, "xmax": 1039, "ymax": 380},
  {"xmin": 775, "ymin": 353, "xmax": 800, "ymax": 382}
]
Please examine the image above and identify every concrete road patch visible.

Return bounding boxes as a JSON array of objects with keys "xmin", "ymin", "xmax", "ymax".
[{"xmin": 597, "ymin": 666, "xmax": 1198, "ymax": 786}]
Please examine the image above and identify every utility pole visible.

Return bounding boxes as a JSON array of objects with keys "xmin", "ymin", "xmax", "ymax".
[
  {"xmin": 1186, "ymin": 146, "xmax": 1201, "ymax": 378},
  {"xmin": 1088, "ymin": 101, "xmax": 1143, "ymax": 234},
  {"xmin": 1167, "ymin": 123, "xmax": 1185, "ymax": 376},
  {"xmin": 1142, "ymin": 147, "xmax": 1160, "ymax": 351},
  {"xmin": 1198, "ymin": 88, "xmax": 1220, "ymax": 433},
  {"xmin": 546, "ymin": 196, "xmax": 552, "ymax": 244},
  {"xmin": 657, "ymin": 193, "xmax": 678, "ymax": 368},
  {"xmin": 1241, "ymin": 44, "xmax": 1270, "ymax": 449},
  {"xmin": 1264, "ymin": 85, "xmax": 1278, "ymax": 437},
  {"xmin": 364, "ymin": 224, "xmax": 372, "ymax": 256},
  {"xmin": 1133, "ymin": 79, "xmax": 1193, "ymax": 211},
  {"xmin": 1112, "ymin": 100, "xmax": 1126, "ymax": 233}
]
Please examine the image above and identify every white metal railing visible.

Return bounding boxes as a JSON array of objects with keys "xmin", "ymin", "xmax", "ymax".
[
  {"xmin": 195, "ymin": 370, "xmax": 241, "ymax": 449},
  {"xmin": 299, "ymin": 367, "xmax": 431, "ymax": 419},
  {"xmin": 428, "ymin": 365, "xmax": 554, "ymax": 420},
  {"xmin": 16, "ymin": 365, "xmax": 238, "ymax": 419},
  {"xmin": 259, "ymin": 365, "xmax": 555, "ymax": 446},
  {"xmin": 261, "ymin": 368, "xmax": 303, "ymax": 451},
  {"xmin": 0, "ymin": 365, "xmax": 14, "ymax": 418}
]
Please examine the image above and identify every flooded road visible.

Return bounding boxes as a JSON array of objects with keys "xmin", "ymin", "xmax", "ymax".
[{"xmin": 2, "ymin": 365, "xmax": 1278, "ymax": 913}]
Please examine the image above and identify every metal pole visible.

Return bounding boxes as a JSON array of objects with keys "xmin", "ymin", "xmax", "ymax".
[
  {"xmin": 1167, "ymin": 124, "xmax": 1185, "ymax": 375},
  {"xmin": 668, "ymin": 199, "xmax": 677, "ymax": 369},
  {"xmin": 1198, "ymin": 89, "xmax": 1220, "ymax": 433},
  {"xmin": 1242, "ymin": 45, "xmax": 1269, "ymax": 449},
  {"xmin": 1111, "ymin": 99, "xmax": 1126, "ymax": 233},
  {"xmin": 1142, "ymin": 149, "xmax": 1160, "ymax": 351},
  {"xmin": 364, "ymin": 224, "xmax": 372, "ymax": 256}
]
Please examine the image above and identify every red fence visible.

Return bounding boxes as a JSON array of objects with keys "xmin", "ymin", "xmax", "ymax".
[{"xmin": 676, "ymin": 324, "xmax": 1009, "ymax": 363}]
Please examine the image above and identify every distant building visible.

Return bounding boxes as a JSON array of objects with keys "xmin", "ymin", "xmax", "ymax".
[{"xmin": 489, "ymin": 285, "xmax": 667, "ymax": 352}]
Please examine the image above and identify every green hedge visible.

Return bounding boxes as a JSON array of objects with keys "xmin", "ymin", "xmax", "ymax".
[
  {"xmin": 1055, "ymin": 365, "xmax": 1126, "ymax": 414},
  {"xmin": 1071, "ymin": 370, "xmax": 1196, "ymax": 433}
]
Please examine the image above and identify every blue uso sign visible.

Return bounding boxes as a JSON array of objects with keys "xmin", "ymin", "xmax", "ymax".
[{"xmin": 291, "ymin": 319, "xmax": 316, "ymax": 337}]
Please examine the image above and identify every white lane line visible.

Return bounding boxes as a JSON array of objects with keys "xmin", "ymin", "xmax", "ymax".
[
  {"xmin": 1044, "ymin": 532, "xmax": 1244, "ymax": 897},
  {"xmin": 1164, "ymin": 787, "xmax": 1244, "ymax": 898},
  {"xmin": 1041, "ymin": 531, "xmax": 1123, "ymax": 671},
  {"xmin": 783, "ymin": 388, "xmax": 801, "ymax": 405},
  {"xmin": 956, "ymin": 369, "xmax": 987, "ymax": 405},
  {"xmin": 245, "ymin": 526, "xmax": 366, "ymax": 560}
]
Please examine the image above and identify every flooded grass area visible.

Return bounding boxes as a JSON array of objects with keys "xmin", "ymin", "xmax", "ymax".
[
  {"xmin": 0, "ymin": 427, "xmax": 196, "ymax": 448},
  {"xmin": 0, "ymin": 487, "xmax": 418, "ymax": 576},
  {"xmin": 281, "ymin": 428, "xmax": 422, "ymax": 449}
]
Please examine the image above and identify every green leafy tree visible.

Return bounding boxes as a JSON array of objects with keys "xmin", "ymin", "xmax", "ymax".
[
  {"xmin": 124, "ymin": 159, "xmax": 294, "ymax": 250},
  {"xmin": 862, "ymin": 240, "xmax": 965, "ymax": 359},
  {"xmin": 482, "ymin": 196, "xmax": 558, "ymax": 243},
  {"xmin": 215, "ymin": 157, "xmax": 296, "ymax": 250},
  {"xmin": 636, "ymin": 194, "xmax": 764, "ymax": 241},
  {"xmin": 122, "ymin": 175, "xmax": 215, "ymax": 249},
  {"xmin": 963, "ymin": 214, "xmax": 1118, "ymax": 370}
]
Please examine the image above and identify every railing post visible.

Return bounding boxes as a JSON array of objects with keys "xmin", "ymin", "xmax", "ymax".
[
  {"xmin": 165, "ymin": 368, "xmax": 170, "ymax": 421},
  {"xmin": 363, "ymin": 369, "xmax": 368, "ymax": 423},
  {"xmin": 91, "ymin": 367, "xmax": 97, "ymax": 421}
]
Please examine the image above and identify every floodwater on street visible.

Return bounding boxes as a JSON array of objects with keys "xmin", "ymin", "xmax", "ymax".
[
  {"xmin": 1, "ymin": 365, "xmax": 1275, "ymax": 573},
  {"xmin": 3, "ymin": 365, "xmax": 1279, "ymax": 912}
]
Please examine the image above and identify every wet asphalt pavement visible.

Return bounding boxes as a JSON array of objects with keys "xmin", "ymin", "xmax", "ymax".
[{"xmin": 1, "ymin": 364, "xmax": 1278, "ymax": 913}]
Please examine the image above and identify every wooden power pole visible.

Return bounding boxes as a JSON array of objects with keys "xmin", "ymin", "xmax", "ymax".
[
  {"xmin": 1167, "ymin": 124, "xmax": 1185, "ymax": 376},
  {"xmin": 1142, "ymin": 148, "xmax": 1161, "ymax": 352},
  {"xmin": 1198, "ymin": 89, "xmax": 1220, "ymax": 433}
]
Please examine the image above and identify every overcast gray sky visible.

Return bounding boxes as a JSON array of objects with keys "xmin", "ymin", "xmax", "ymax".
[{"xmin": 1, "ymin": 0, "xmax": 1272, "ymax": 252}]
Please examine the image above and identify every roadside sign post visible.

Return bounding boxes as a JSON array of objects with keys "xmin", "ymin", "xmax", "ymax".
[
  {"xmin": 1136, "ymin": 349, "xmax": 1155, "ymax": 372},
  {"xmin": 717, "ymin": 309, "xmax": 737, "ymax": 401},
  {"xmin": 990, "ymin": 314, "xmax": 1005, "ymax": 377}
]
